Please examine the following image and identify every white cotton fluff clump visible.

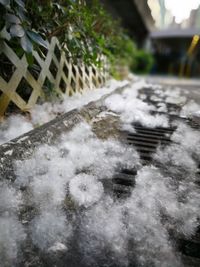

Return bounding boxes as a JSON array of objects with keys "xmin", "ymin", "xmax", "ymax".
[
  {"xmin": 30, "ymin": 174, "xmax": 66, "ymax": 209},
  {"xmin": 48, "ymin": 242, "xmax": 68, "ymax": 252},
  {"xmin": 0, "ymin": 115, "xmax": 33, "ymax": 145},
  {"xmin": 79, "ymin": 164, "xmax": 198, "ymax": 266},
  {"xmin": 124, "ymin": 166, "xmax": 181, "ymax": 267},
  {"xmin": 0, "ymin": 215, "xmax": 26, "ymax": 266},
  {"xmin": 139, "ymin": 93, "xmax": 147, "ymax": 100},
  {"xmin": 30, "ymin": 103, "xmax": 57, "ymax": 125},
  {"xmin": 0, "ymin": 79, "xmax": 128, "ymax": 141},
  {"xmin": 0, "ymin": 182, "xmax": 22, "ymax": 212},
  {"xmin": 121, "ymin": 111, "xmax": 169, "ymax": 128},
  {"xmin": 58, "ymin": 79, "xmax": 128, "ymax": 113},
  {"xmin": 31, "ymin": 79, "xmax": 128, "ymax": 125},
  {"xmin": 154, "ymin": 145, "xmax": 197, "ymax": 171},
  {"xmin": 173, "ymin": 182, "xmax": 200, "ymax": 237},
  {"xmin": 171, "ymin": 122, "xmax": 200, "ymax": 158},
  {"xmin": 69, "ymin": 174, "xmax": 104, "ymax": 208},
  {"xmin": 60, "ymin": 122, "xmax": 140, "ymax": 179},
  {"xmin": 180, "ymin": 99, "xmax": 200, "ymax": 117},
  {"xmin": 150, "ymin": 95, "xmax": 162, "ymax": 102},
  {"xmin": 64, "ymin": 120, "xmax": 94, "ymax": 142},
  {"xmin": 14, "ymin": 145, "xmax": 61, "ymax": 187},
  {"xmin": 15, "ymin": 146, "xmax": 76, "ymax": 212},
  {"xmin": 81, "ymin": 197, "xmax": 128, "ymax": 261},
  {"xmin": 152, "ymin": 86, "xmax": 186, "ymax": 108},
  {"xmin": 13, "ymin": 120, "xmax": 140, "ymax": 256},
  {"xmin": 166, "ymin": 95, "xmax": 186, "ymax": 105},
  {"xmin": 0, "ymin": 182, "xmax": 25, "ymax": 266},
  {"xmin": 31, "ymin": 210, "xmax": 72, "ymax": 251},
  {"xmin": 192, "ymin": 110, "xmax": 200, "ymax": 117},
  {"xmin": 157, "ymin": 102, "xmax": 167, "ymax": 113},
  {"xmin": 14, "ymin": 120, "xmax": 139, "ymax": 213},
  {"xmin": 146, "ymin": 159, "xmax": 199, "ymax": 237},
  {"xmin": 155, "ymin": 88, "xmax": 165, "ymax": 98},
  {"xmin": 105, "ymin": 82, "xmax": 169, "ymax": 128},
  {"xmin": 15, "ymin": 144, "xmax": 76, "ymax": 189},
  {"xmin": 121, "ymin": 123, "xmax": 135, "ymax": 133}
]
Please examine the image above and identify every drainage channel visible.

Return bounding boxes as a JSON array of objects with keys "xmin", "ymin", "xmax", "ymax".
[
  {"xmin": 111, "ymin": 117, "xmax": 200, "ymax": 264},
  {"xmin": 112, "ymin": 124, "xmax": 175, "ymax": 198}
]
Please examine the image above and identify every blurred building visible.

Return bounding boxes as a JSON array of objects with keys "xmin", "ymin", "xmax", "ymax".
[
  {"xmin": 100, "ymin": 0, "xmax": 155, "ymax": 47},
  {"xmin": 99, "ymin": 0, "xmax": 200, "ymax": 77},
  {"xmin": 148, "ymin": 0, "xmax": 200, "ymax": 77}
]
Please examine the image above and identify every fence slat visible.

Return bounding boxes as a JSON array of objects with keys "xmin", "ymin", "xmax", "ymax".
[{"xmin": 0, "ymin": 37, "xmax": 108, "ymax": 116}]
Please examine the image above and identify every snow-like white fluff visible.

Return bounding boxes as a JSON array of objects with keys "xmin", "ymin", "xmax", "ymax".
[
  {"xmin": 31, "ymin": 209, "xmax": 72, "ymax": 251},
  {"xmin": 191, "ymin": 110, "xmax": 200, "ymax": 117},
  {"xmin": 157, "ymin": 102, "xmax": 167, "ymax": 113},
  {"xmin": 14, "ymin": 118, "xmax": 139, "ymax": 211},
  {"xmin": 69, "ymin": 174, "xmax": 104, "ymax": 207},
  {"xmin": 0, "ymin": 79, "xmax": 128, "ymax": 144},
  {"xmin": 10, "ymin": 117, "xmax": 200, "ymax": 265},
  {"xmin": 13, "ymin": 121, "xmax": 140, "ymax": 257},
  {"xmin": 60, "ymin": 122, "xmax": 140, "ymax": 179},
  {"xmin": 79, "ymin": 163, "xmax": 200, "ymax": 266},
  {"xmin": 181, "ymin": 100, "xmax": 200, "ymax": 117},
  {"xmin": 30, "ymin": 174, "xmax": 66, "ymax": 209},
  {"xmin": 165, "ymin": 95, "xmax": 186, "ymax": 105},
  {"xmin": 0, "ymin": 182, "xmax": 25, "ymax": 265},
  {"xmin": 161, "ymin": 87, "xmax": 186, "ymax": 105},
  {"xmin": 121, "ymin": 111, "xmax": 169, "ymax": 128},
  {"xmin": 123, "ymin": 165, "xmax": 196, "ymax": 266},
  {"xmin": 105, "ymin": 82, "xmax": 169, "ymax": 128},
  {"xmin": 171, "ymin": 122, "xmax": 200, "ymax": 158},
  {"xmin": 31, "ymin": 79, "xmax": 128, "ymax": 125},
  {"xmin": 80, "ymin": 197, "xmax": 128, "ymax": 264},
  {"xmin": 0, "ymin": 215, "xmax": 26, "ymax": 266},
  {"xmin": 154, "ymin": 144, "xmax": 197, "ymax": 171},
  {"xmin": 0, "ymin": 181, "xmax": 25, "ymax": 266},
  {"xmin": 65, "ymin": 120, "xmax": 94, "ymax": 142},
  {"xmin": 0, "ymin": 181, "xmax": 22, "ymax": 212},
  {"xmin": 121, "ymin": 123, "xmax": 136, "ymax": 133},
  {"xmin": 0, "ymin": 115, "xmax": 33, "ymax": 145},
  {"xmin": 78, "ymin": 163, "xmax": 200, "ymax": 266},
  {"xmin": 15, "ymin": 145, "xmax": 62, "ymax": 187},
  {"xmin": 48, "ymin": 242, "xmax": 67, "ymax": 252}
]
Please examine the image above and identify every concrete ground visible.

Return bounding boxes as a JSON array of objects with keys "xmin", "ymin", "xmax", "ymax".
[
  {"xmin": 146, "ymin": 75, "xmax": 200, "ymax": 104},
  {"xmin": 0, "ymin": 76, "xmax": 200, "ymax": 267}
]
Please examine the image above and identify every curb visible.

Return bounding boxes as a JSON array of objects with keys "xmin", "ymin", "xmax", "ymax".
[{"xmin": 0, "ymin": 83, "xmax": 130, "ymax": 180}]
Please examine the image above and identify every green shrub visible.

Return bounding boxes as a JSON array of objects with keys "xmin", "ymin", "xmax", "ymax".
[
  {"xmin": 132, "ymin": 50, "xmax": 154, "ymax": 74},
  {"xmin": 0, "ymin": 0, "xmax": 153, "ymax": 82}
]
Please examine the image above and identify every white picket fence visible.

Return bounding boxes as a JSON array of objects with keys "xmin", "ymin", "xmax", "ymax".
[{"xmin": 0, "ymin": 37, "xmax": 108, "ymax": 116}]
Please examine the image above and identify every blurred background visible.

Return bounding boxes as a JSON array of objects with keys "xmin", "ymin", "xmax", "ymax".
[{"xmin": 101, "ymin": 0, "xmax": 200, "ymax": 78}]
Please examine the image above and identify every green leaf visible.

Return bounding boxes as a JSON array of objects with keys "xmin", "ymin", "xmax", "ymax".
[
  {"xmin": 10, "ymin": 24, "xmax": 25, "ymax": 37},
  {"xmin": 14, "ymin": 0, "xmax": 25, "ymax": 8},
  {"xmin": 17, "ymin": 7, "xmax": 27, "ymax": 21},
  {"xmin": 27, "ymin": 30, "xmax": 49, "ymax": 49},
  {"xmin": 0, "ymin": 0, "xmax": 10, "ymax": 6},
  {"xmin": 25, "ymin": 52, "xmax": 34, "ymax": 65},
  {"xmin": 5, "ymin": 13, "xmax": 21, "ymax": 24},
  {"xmin": 20, "ymin": 34, "xmax": 33, "ymax": 53}
]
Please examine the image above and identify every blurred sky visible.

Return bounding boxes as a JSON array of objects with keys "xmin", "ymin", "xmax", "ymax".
[{"xmin": 148, "ymin": 0, "xmax": 200, "ymax": 29}]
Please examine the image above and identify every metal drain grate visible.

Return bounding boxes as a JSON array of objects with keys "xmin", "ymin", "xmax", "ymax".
[
  {"xmin": 112, "ymin": 168, "xmax": 136, "ymax": 198},
  {"xmin": 111, "ymin": 121, "xmax": 200, "ymax": 262},
  {"xmin": 111, "ymin": 124, "xmax": 175, "ymax": 197},
  {"xmin": 126, "ymin": 125, "xmax": 174, "ymax": 161},
  {"xmin": 112, "ymin": 124, "xmax": 175, "ymax": 197}
]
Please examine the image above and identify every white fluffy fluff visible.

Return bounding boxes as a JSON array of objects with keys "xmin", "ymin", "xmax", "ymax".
[
  {"xmin": 69, "ymin": 174, "xmax": 104, "ymax": 207},
  {"xmin": 105, "ymin": 81, "xmax": 169, "ymax": 128}
]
